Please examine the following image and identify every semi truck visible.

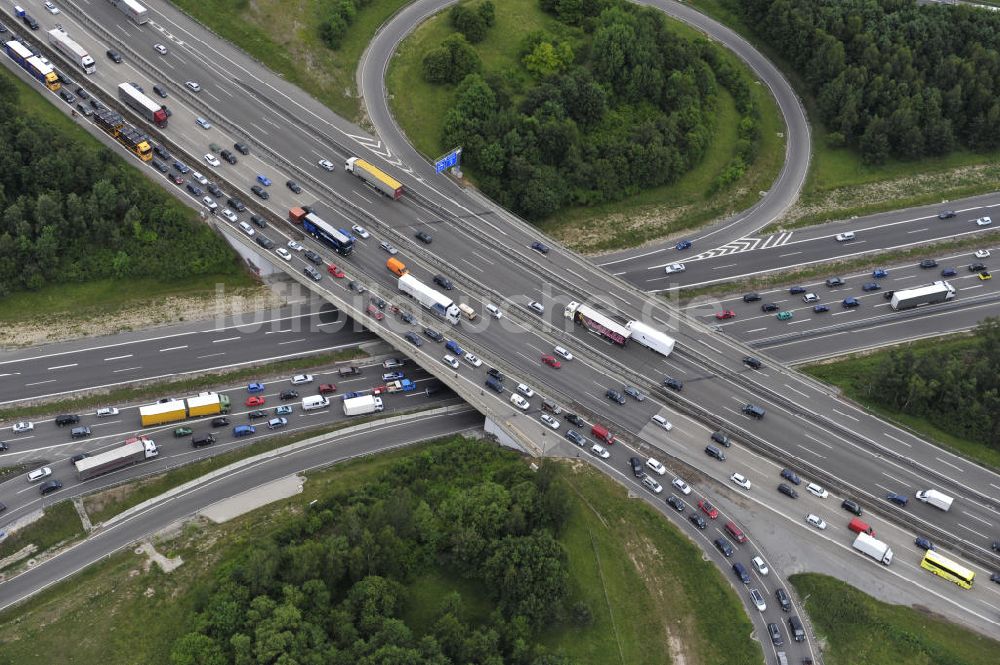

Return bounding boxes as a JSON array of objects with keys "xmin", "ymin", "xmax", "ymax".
[
  {"xmin": 852, "ymin": 532, "xmax": 893, "ymax": 565},
  {"xmin": 626, "ymin": 320, "xmax": 676, "ymax": 357},
  {"xmin": 564, "ymin": 301, "xmax": 630, "ymax": 346},
  {"xmin": 47, "ymin": 27, "xmax": 96, "ymax": 74},
  {"xmin": 118, "ymin": 82, "xmax": 168, "ymax": 127},
  {"xmin": 398, "ymin": 274, "xmax": 460, "ymax": 324},
  {"xmin": 915, "ymin": 489, "xmax": 953, "ymax": 511},
  {"xmin": 345, "ymin": 157, "xmax": 404, "ymax": 199},
  {"xmin": 94, "ymin": 109, "xmax": 152, "ymax": 161},
  {"xmin": 343, "ymin": 395, "xmax": 384, "ymax": 416},
  {"xmin": 138, "ymin": 392, "xmax": 231, "ymax": 426},
  {"xmin": 890, "ymin": 281, "xmax": 955, "ymax": 311},
  {"xmin": 75, "ymin": 436, "xmax": 158, "ymax": 480}
]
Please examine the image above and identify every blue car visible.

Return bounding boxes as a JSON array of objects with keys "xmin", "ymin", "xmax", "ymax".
[
  {"xmin": 914, "ymin": 536, "xmax": 934, "ymax": 551},
  {"xmin": 872, "ymin": 268, "xmax": 888, "ymax": 279},
  {"xmin": 256, "ymin": 174, "xmax": 271, "ymax": 186},
  {"xmin": 843, "ymin": 297, "xmax": 860, "ymax": 308},
  {"xmin": 886, "ymin": 492, "xmax": 908, "ymax": 507},
  {"xmin": 445, "ymin": 340, "xmax": 464, "ymax": 355},
  {"xmin": 941, "ymin": 267, "xmax": 957, "ymax": 277},
  {"xmin": 341, "ymin": 391, "xmax": 362, "ymax": 400},
  {"xmin": 676, "ymin": 240, "xmax": 692, "ymax": 251},
  {"xmin": 813, "ymin": 304, "xmax": 830, "ymax": 313},
  {"xmin": 788, "ymin": 286, "xmax": 807, "ymax": 294},
  {"xmin": 233, "ymin": 425, "xmax": 255, "ymax": 437},
  {"xmin": 862, "ymin": 282, "xmax": 881, "ymax": 291},
  {"xmin": 173, "ymin": 160, "xmax": 189, "ymax": 174},
  {"xmin": 275, "ymin": 405, "xmax": 292, "ymax": 415},
  {"xmin": 247, "ymin": 382, "xmax": 265, "ymax": 393},
  {"xmin": 531, "ymin": 241, "xmax": 550, "ymax": 254}
]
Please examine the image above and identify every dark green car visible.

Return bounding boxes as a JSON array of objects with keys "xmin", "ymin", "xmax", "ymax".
[{"xmin": 173, "ymin": 427, "xmax": 193, "ymax": 437}]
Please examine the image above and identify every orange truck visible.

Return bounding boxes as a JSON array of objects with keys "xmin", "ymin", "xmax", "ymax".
[
  {"xmin": 288, "ymin": 207, "xmax": 307, "ymax": 223},
  {"xmin": 386, "ymin": 257, "xmax": 407, "ymax": 276}
]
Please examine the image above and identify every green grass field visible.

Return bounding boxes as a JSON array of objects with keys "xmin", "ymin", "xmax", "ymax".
[
  {"xmin": 791, "ymin": 573, "xmax": 1000, "ymax": 665},
  {"xmin": 0, "ymin": 501, "xmax": 84, "ymax": 563}
]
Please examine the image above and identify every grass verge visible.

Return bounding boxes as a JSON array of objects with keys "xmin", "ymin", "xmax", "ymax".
[
  {"xmin": 0, "ymin": 348, "xmax": 366, "ymax": 422},
  {"xmin": 791, "ymin": 573, "xmax": 999, "ymax": 664},
  {"xmin": 801, "ymin": 338, "xmax": 1000, "ymax": 470},
  {"xmin": 0, "ymin": 501, "xmax": 84, "ymax": 562},
  {"xmin": 386, "ymin": 0, "xmax": 785, "ymax": 253},
  {"xmin": 169, "ymin": 0, "xmax": 411, "ymax": 122}
]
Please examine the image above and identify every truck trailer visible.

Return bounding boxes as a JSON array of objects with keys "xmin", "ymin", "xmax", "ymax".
[
  {"xmin": 626, "ymin": 320, "xmax": 677, "ymax": 357},
  {"xmin": 345, "ymin": 157, "xmax": 404, "ymax": 199},
  {"xmin": 343, "ymin": 395, "xmax": 384, "ymax": 416},
  {"xmin": 915, "ymin": 489, "xmax": 953, "ymax": 511},
  {"xmin": 47, "ymin": 27, "xmax": 95, "ymax": 74},
  {"xmin": 398, "ymin": 274, "xmax": 460, "ymax": 324},
  {"xmin": 75, "ymin": 436, "xmax": 158, "ymax": 480},
  {"xmin": 564, "ymin": 301, "xmax": 630, "ymax": 346},
  {"xmin": 139, "ymin": 393, "xmax": 231, "ymax": 426},
  {"xmin": 186, "ymin": 392, "xmax": 231, "ymax": 417},
  {"xmin": 852, "ymin": 532, "xmax": 893, "ymax": 565},
  {"xmin": 118, "ymin": 82, "xmax": 168, "ymax": 127},
  {"xmin": 890, "ymin": 281, "xmax": 955, "ymax": 311}
]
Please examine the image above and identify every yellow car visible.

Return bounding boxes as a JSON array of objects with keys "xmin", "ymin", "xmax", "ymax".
[{"xmin": 979, "ymin": 271, "xmax": 992, "ymax": 281}]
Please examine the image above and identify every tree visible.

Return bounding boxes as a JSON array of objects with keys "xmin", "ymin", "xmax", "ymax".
[
  {"xmin": 484, "ymin": 532, "xmax": 569, "ymax": 622},
  {"xmin": 450, "ymin": 4, "xmax": 488, "ymax": 43}
]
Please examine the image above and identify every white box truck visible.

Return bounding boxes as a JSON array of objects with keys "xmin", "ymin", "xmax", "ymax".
[
  {"xmin": 302, "ymin": 395, "xmax": 330, "ymax": 411},
  {"xmin": 852, "ymin": 532, "xmax": 893, "ymax": 565},
  {"xmin": 343, "ymin": 395, "xmax": 384, "ymax": 416},
  {"xmin": 626, "ymin": 320, "xmax": 676, "ymax": 357},
  {"xmin": 915, "ymin": 489, "xmax": 953, "ymax": 511}
]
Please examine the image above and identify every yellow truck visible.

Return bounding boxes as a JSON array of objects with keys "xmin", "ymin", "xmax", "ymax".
[
  {"xmin": 345, "ymin": 157, "xmax": 404, "ymax": 199},
  {"xmin": 187, "ymin": 392, "xmax": 231, "ymax": 417},
  {"xmin": 139, "ymin": 392, "xmax": 231, "ymax": 426}
]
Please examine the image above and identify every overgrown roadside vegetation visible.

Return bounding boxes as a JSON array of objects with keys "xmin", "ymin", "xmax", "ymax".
[
  {"xmin": 169, "ymin": 0, "xmax": 411, "ymax": 121},
  {"xmin": 803, "ymin": 321, "xmax": 1000, "ymax": 470},
  {"xmin": 0, "ymin": 502, "xmax": 84, "ymax": 564},
  {"xmin": 791, "ymin": 573, "xmax": 1000, "ymax": 665}
]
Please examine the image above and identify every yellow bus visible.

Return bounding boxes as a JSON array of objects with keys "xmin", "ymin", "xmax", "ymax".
[{"xmin": 920, "ymin": 550, "xmax": 975, "ymax": 589}]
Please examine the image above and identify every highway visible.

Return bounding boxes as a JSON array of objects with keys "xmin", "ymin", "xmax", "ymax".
[{"xmin": 2, "ymin": 0, "xmax": 999, "ymax": 642}]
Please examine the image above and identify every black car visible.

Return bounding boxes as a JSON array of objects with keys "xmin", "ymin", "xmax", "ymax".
[
  {"xmin": 348, "ymin": 280, "xmax": 367, "ymax": 293},
  {"xmin": 788, "ymin": 285, "xmax": 807, "ymax": 294},
  {"xmin": 207, "ymin": 183, "xmax": 222, "ymax": 197},
  {"xmin": 742, "ymin": 293, "xmax": 761, "ymax": 303},
  {"xmin": 425, "ymin": 381, "xmax": 444, "ymax": 396},
  {"xmin": 76, "ymin": 103, "xmax": 93, "ymax": 117},
  {"xmin": 286, "ymin": 180, "xmax": 302, "ymax": 193},
  {"xmin": 75, "ymin": 86, "xmax": 89, "ymax": 99},
  {"xmin": 991, "ymin": 572, "xmax": 1000, "ymax": 585},
  {"xmin": 55, "ymin": 414, "xmax": 81, "ymax": 426},
  {"xmin": 565, "ymin": 429, "xmax": 585, "ymax": 446},
  {"xmin": 251, "ymin": 184, "xmax": 269, "ymax": 200},
  {"xmin": 69, "ymin": 453, "xmax": 89, "ymax": 464},
  {"xmin": 234, "ymin": 142, "xmax": 250, "ymax": 155},
  {"xmin": 40, "ymin": 480, "xmax": 63, "ymax": 495},
  {"xmin": 825, "ymin": 277, "xmax": 845, "ymax": 287},
  {"xmin": 90, "ymin": 97, "xmax": 106, "ymax": 111},
  {"xmin": 666, "ymin": 495, "xmax": 685, "ymax": 512},
  {"xmin": 211, "ymin": 417, "xmax": 230, "ymax": 427},
  {"xmin": 564, "ymin": 413, "xmax": 584, "ymax": 427},
  {"xmin": 689, "ymin": 513, "xmax": 707, "ymax": 529},
  {"xmin": 423, "ymin": 327, "xmax": 444, "ymax": 342},
  {"xmin": 404, "ymin": 331, "xmax": 422, "ymax": 347},
  {"xmin": 767, "ymin": 623, "xmax": 783, "ymax": 647},
  {"xmin": 303, "ymin": 250, "xmax": 323, "ymax": 265},
  {"xmin": 415, "ymin": 230, "xmax": 433, "ymax": 244},
  {"xmin": 761, "ymin": 302, "xmax": 780, "ymax": 312},
  {"xmin": 711, "ymin": 431, "xmax": 732, "ymax": 447},
  {"xmin": 247, "ymin": 409, "xmax": 267, "ymax": 419},
  {"xmin": 400, "ymin": 311, "xmax": 415, "ymax": 324},
  {"xmin": 742, "ymin": 356, "xmax": 762, "ymax": 369},
  {"xmin": 920, "ymin": 259, "xmax": 938, "ymax": 269},
  {"xmin": 778, "ymin": 483, "xmax": 798, "ymax": 499},
  {"xmin": 883, "ymin": 290, "xmax": 895, "ymax": 300},
  {"xmin": 228, "ymin": 197, "xmax": 246, "ymax": 212},
  {"xmin": 531, "ymin": 241, "xmax": 550, "ymax": 254},
  {"xmin": 221, "ymin": 149, "xmax": 238, "ymax": 165},
  {"xmin": 280, "ymin": 390, "xmax": 298, "ymax": 400},
  {"xmin": 663, "ymin": 377, "xmax": 683, "ymax": 391},
  {"xmin": 938, "ymin": 210, "xmax": 956, "ymax": 219},
  {"xmin": 59, "ymin": 89, "xmax": 76, "ymax": 104},
  {"xmin": 153, "ymin": 84, "xmax": 168, "ymax": 98},
  {"xmin": 780, "ymin": 468, "xmax": 801, "ymax": 485},
  {"xmin": 970, "ymin": 262, "xmax": 987, "ymax": 272},
  {"xmin": 841, "ymin": 499, "xmax": 863, "ymax": 516},
  {"xmin": 487, "ymin": 368, "xmax": 504, "ymax": 381},
  {"xmin": 153, "ymin": 144, "xmax": 171, "ymax": 160},
  {"xmin": 0, "ymin": 21, "xmax": 7, "ymax": 34},
  {"xmin": 370, "ymin": 296, "xmax": 387, "ymax": 310},
  {"xmin": 251, "ymin": 214, "xmax": 267, "ymax": 229},
  {"xmin": 0, "ymin": 441, "xmax": 8, "ymax": 451},
  {"xmin": 629, "ymin": 457, "xmax": 644, "ymax": 478},
  {"xmin": 433, "ymin": 274, "xmax": 454, "ymax": 290},
  {"xmin": 714, "ymin": 538, "xmax": 734, "ymax": 557},
  {"xmin": 861, "ymin": 282, "xmax": 881, "ymax": 291},
  {"xmin": 775, "ymin": 588, "xmax": 791, "ymax": 612},
  {"xmin": 186, "ymin": 183, "xmax": 203, "ymax": 197},
  {"xmin": 606, "ymin": 389, "xmax": 626, "ymax": 404},
  {"xmin": 623, "ymin": 386, "xmax": 645, "ymax": 401},
  {"xmin": 255, "ymin": 235, "xmax": 274, "ymax": 249},
  {"xmin": 106, "ymin": 49, "xmax": 123, "ymax": 63}
]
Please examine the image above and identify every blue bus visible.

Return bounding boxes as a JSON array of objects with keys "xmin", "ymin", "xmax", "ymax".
[{"xmin": 302, "ymin": 212, "xmax": 354, "ymax": 256}]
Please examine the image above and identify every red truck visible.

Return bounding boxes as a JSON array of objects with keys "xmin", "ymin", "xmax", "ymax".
[
  {"xmin": 848, "ymin": 517, "xmax": 875, "ymax": 537},
  {"xmin": 289, "ymin": 207, "xmax": 307, "ymax": 223},
  {"xmin": 591, "ymin": 423, "xmax": 615, "ymax": 445}
]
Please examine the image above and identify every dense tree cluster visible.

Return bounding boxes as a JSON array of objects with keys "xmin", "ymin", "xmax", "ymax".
[
  {"xmin": 428, "ymin": 0, "xmax": 758, "ymax": 220},
  {"xmin": 170, "ymin": 439, "xmax": 577, "ymax": 665},
  {"xmin": 0, "ymin": 75, "xmax": 238, "ymax": 297},
  {"xmin": 868, "ymin": 318, "xmax": 1000, "ymax": 448},
  {"xmin": 450, "ymin": 1, "xmax": 496, "ymax": 43},
  {"xmin": 319, "ymin": 0, "xmax": 376, "ymax": 50},
  {"xmin": 737, "ymin": 0, "xmax": 1000, "ymax": 163}
]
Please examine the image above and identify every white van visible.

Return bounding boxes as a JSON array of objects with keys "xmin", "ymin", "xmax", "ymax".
[
  {"xmin": 458, "ymin": 303, "xmax": 477, "ymax": 321},
  {"xmin": 301, "ymin": 395, "xmax": 329, "ymax": 411},
  {"xmin": 486, "ymin": 303, "xmax": 502, "ymax": 319},
  {"xmin": 239, "ymin": 221, "xmax": 255, "ymax": 236},
  {"xmin": 27, "ymin": 466, "xmax": 52, "ymax": 482}
]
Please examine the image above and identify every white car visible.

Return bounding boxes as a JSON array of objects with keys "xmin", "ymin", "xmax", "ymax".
[
  {"xmin": 27, "ymin": 466, "xmax": 52, "ymax": 482},
  {"xmin": 154, "ymin": 43, "xmax": 168, "ymax": 55},
  {"xmin": 540, "ymin": 414, "xmax": 559, "ymax": 430},
  {"xmin": 650, "ymin": 414, "xmax": 673, "ymax": 431},
  {"xmin": 380, "ymin": 241, "xmax": 397, "ymax": 255},
  {"xmin": 975, "ymin": 249, "xmax": 991, "ymax": 259},
  {"xmin": 805, "ymin": 483, "xmax": 829, "ymax": 499},
  {"xmin": 185, "ymin": 81, "xmax": 202, "ymax": 92},
  {"xmin": 204, "ymin": 154, "xmax": 221, "ymax": 167},
  {"xmin": 806, "ymin": 514, "xmax": 827, "ymax": 530},
  {"xmin": 463, "ymin": 352, "xmax": 482, "ymax": 367},
  {"xmin": 590, "ymin": 444, "xmax": 610, "ymax": 459},
  {"xmin": 975, "ymin": 216, "xmax": 992, "ymax": 226},
  {"xmin": 730, "ymin": 472, "xmax": 751, "ymax": 490},
  {"xmin": 12, "ymin": 421, "xmax": 34, "ymax": 433},
  {"xmin": 646, "ymin": 458, "xmax": 666, "ymax": 476},
  {"xmin": 351, "ymin": 225, "xmax": 370, "ymax": 239},
  {"xmin": 290, "ymin": 374, "xmax": 314, "ymax": 385},
  {"xmin": 195, "ymin": 117, "xmax": 212, "ymax": 130},
  {"xmin": 318, "ymin": 159, "xmax": 335, "ymax": 171},
  {"xmin": 510, "ymin": 393, "xmax": 529, "ymax": 410},
  {"xmin": 642, "ymin": 476, "xmax": 663, "ymax": 494},
  {"xmin": 221, "ymin": 209, "xmax": 238, "ymax": 223},
  {"xmin": 486, "ymin": 304, "xmax": 502, "ymax": 319},
  {"xmin": 664, "ymin": 263, "xmax": 686, "ymax": 274},
  {"xmin": 192, "ymin": 171, "xmax": 208, "ymax": 185},
  {"xmin": 553, "ymin": 346, "xmax": 573, "ymax": 360},
  {"xmin": 516, "ymin": 383, "xmax": 535, "ymax": 398},
  {"xmin": 442, "ymin": 354, "xmax": 459, "ymax": 369},
  {"xmin": 202, "ymin": 196, "xmax": 218, "ymax": 212},
  {"xmin": 835, "ymin": 231, "xmax": 856, "ymax": 241},
  {"xmin": 96, "ymin": 407, "xmax": 119, "ymax": 417},
  {"xmin": 749, "ymin": 588, "xmax": 767, "ymax": 612},
  {"xmin": 275, "ymin": 247, "xmax": 292, "ymax": 261},
  {"xmin": 802, "ymin": 292, "xmax": 818, "ymax": 303},
  {"xmin": 751, "ymin": 556, "xmax": 769, "ymax": 576},
  {"xmin": 671, "ymin": 477, "xmax": 692, "ymax": 495},
  {"xmin": 527, "ymin": 300, "xmax": 544, "ymax": 314},
  {"xmin": 44, "ymin": 2, "xmax": 59, "ymax": 14},
  {"xmin": 287, "ymin": 240, "xmax": 303, "ymax": 252}
]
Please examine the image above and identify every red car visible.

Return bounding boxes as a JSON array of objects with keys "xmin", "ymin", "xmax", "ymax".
[
  {"xmin": 366, "ymin": 304, "xmax": 384, "ymax": 321},
  {"xmin": 372, "ymin": 385, "xmax": 386, "ymax": 395},
  {"xmin": 318, "ymin": 383, "xmax": 336, "ymax": 394},
  {"xmin": 698, "ymin": 499, "xmax": 719, "ymax": 519},
  {"xmin": 541, "ymin": 355, "xmax": 561, "ymax": 368},
  {"xmin": 245, "ymin": 396, "xmax": 265, "ymax": 407},
  {"xmin": 327, "ymin": 264, "xmax": 345, "ymax": 278},
  {"xmin": 715, "ymin": 310, "xmax": 736, "ymax": 320}
]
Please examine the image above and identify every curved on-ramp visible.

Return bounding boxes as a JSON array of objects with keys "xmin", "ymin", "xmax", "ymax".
[{"xmin": 358, "ymin": 0, "xmax": 810, "ymax": 268}]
